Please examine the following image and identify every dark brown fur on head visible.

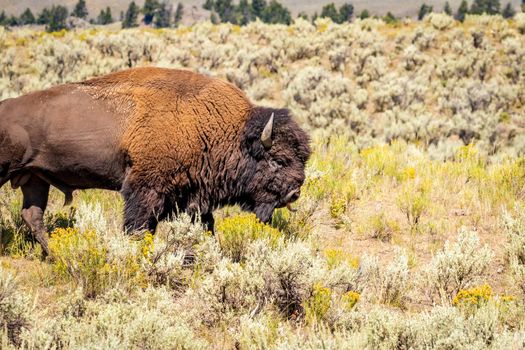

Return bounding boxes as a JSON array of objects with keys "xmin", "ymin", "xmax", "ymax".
[{"xmin": 239, "ymin": 107, "xmax": 311, "ymax": 223}]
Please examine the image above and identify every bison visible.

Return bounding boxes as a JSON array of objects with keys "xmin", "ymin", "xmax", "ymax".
[{"xmin": 0, "ymin": 67, "xmax": 311, "ymax": 254}]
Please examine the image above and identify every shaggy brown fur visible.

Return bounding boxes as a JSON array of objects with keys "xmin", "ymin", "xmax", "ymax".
[{"xmin": 0, "ymin": 67, "xmax": 311, "ymax": 253}]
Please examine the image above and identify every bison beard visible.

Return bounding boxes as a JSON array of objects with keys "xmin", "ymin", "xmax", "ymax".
[{"xmin": 0, "ymin": 68, "xmax": 311, "ymax": 255}]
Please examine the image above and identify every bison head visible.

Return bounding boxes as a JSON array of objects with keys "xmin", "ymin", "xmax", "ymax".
[{"xmin": 240, "ymin": 107, "xmax": 311, "ymax": 223}]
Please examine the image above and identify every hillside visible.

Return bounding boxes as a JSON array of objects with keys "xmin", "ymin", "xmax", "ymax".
[
  {"xmin": 1, "ymin": 0, "xmax": 523, "ymax": 19},
  {"xmin": 2, "ymin": 14, "xmax": 525, "ymax": 349}
]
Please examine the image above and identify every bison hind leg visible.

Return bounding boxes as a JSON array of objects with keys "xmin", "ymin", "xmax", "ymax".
[{"xmin": 20, "ymin": 175, "xmax": 50, "ymax": 255}]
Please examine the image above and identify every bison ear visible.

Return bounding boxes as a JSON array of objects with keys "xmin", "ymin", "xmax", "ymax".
[{"xmin": 260, "ymin": 113, "xmax": 274, "ymax": 149}]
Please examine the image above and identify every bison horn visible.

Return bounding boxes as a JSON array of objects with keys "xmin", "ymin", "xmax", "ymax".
[{"xmin": 261, "ymin": 113, "xmax": 274, "ymax": 149}]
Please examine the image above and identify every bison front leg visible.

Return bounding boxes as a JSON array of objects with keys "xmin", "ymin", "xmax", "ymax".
[
  {"xmin": 20, "ymin": 175, "xmax": 50, "ymax": 255},
  {"xmin": 121, "ymin": 182, "xmax": 166, "ymax": 235},
  {"xmin": 200, "ymin": 212, "xmax": 215, "ymax": 233}
]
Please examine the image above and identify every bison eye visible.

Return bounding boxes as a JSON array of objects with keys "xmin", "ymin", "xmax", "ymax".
[{"xmin": 269, "ymin": 160, "xmax": 283, "ymax": 169}]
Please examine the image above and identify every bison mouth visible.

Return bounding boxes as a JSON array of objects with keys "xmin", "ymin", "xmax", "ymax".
[
  {"xmin": 254, "ymin": 188, "xmax": 302, "ymax": 223},
  {"xmin": 281, "ymin": 188, "xmax": 301, "ymax": 212}
]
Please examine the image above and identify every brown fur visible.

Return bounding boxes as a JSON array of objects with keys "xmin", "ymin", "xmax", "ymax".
[{"xmin": 81, "ymin": 68, "xmax": 251, "ymax": 189}]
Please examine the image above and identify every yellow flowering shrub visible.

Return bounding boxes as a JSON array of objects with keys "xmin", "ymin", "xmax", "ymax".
[
  {"xmin": 453, "ymin": 284, "xmax": 492, "ymax": 308},
  {"xmin": 487, "ymin": 159, "xmax": 525, "ymax": 207},
  {"xmin": 455, "ymin": 144, "xmax": 480, "ymax": 163},
  {"xmin": 401, "ymin": 166, "xmax": 416, "ymax": 181},
  {"xmin": 217, "ymin": 214, "xmax": 282, "ymax": 262},
  {"xmin": 271, "ymin": 205, "xmax": 314, "ymax": 241},
  {"xmin": 396, "ymin": 179, "xmax": 430, "ymax": 232},
  {"xmin": 341, "ymin": 291, "xmax": 360, "ymax": 310},
  {"xmin": 49, "ymin": 228, "xmax": 108, "ymax": 298},
  {"xmin": 323, "ymin": 248, "xmax": 359, "ymax": 269},
  {"xmin": 49, "ymin": 227, "xmax": 144, "ymax": 298},
  {"xmin": 304, "ymin": 283, "xmax": 332, "ymax": 325},
  {"xmin": 141, "ymin": 232, "xmax": 155, "ymax": 260},
  {"xmin": 360, "ymin": 143, "xmax": 405, "ymax": 180},
  {"xmin": 329, "ymin": 195, "xmax": 348, "ymax": 219}
]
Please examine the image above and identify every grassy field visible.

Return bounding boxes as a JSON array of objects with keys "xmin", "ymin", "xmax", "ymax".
[{"xmin": 2, "ymin": 14, "xmax": 525, "ymax": 349}]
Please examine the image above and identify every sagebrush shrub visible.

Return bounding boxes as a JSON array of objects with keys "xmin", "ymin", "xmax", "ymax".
[
  {"xmin": 423, "ymin": 228, "xmax": 493, "ymax": 304},
  {"xmin": 142, "ymin": 214, "xmax": 218, "ymax": 292},
  {"xmin": 284, "ymin": 66, "xmax": 354, "ymax": 131},
  {"xmin": 425, "ymin": 13, "xmax": 455, "ymax": 31},
  {"xmin": 217, "ymin": 213, "xmax": 282, "ymax": 262},
  {"xmin": 515, "ymin": 13, "xmax": 525, "ymax": 34},
  {"xmin": 359, "ymin": 252, "xmax": 410, "ymax": 307},
  {"xmin": 27, "ymin": 287, "xmax": 208, "ymax": 350},
  {"xmin": 0, "ymin": 268, "xmax": 32, "ymax": 347},
  {"xmin": 502, "ymin": 209, "xmax": 525, "ymax": 297}
]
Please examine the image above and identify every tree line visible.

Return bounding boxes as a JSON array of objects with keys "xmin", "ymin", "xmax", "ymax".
[
  {"xmin": 418, "ymin": 0, "xmax": 521, "ymax": 21},
  {"xmin": 0, "ymin": 0, "xmax": 185, "ymax": 31},
  {"xmin": 0, "ymin": 0, "xmax": 523, "ymax": 32}
]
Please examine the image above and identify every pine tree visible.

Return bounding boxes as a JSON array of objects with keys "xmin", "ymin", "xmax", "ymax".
[
  {"xmin": 143, "ymin": 0, "xmax": 159, "ymax": 25},
  {"xmin": 262, "ymin": 0, "xmax": 291, "ymax": 24},
  {"xmin": 97, "ymin": 9, "xmax": 104, "ymax": 24},
  {"xmin": 444, "ymin": 1, "xmax": 453, "ymax": 15},
  {"xmin": 122, "ymin": 1, "xmax": 139, "ymax": 28},
  {"xmin": 98, "ymin": 7, "xmax": 113, "ymax": 25},
  {"xmin": 105, "ymin": 7, "xmax": 114, "ymax": 24},
  {"xmin": 470, "ymin": 0, "xmax": 482, "ymax": 14},
  {"xmin": 47, "ymin": 5, "xmax": 68, "ymax": 32},
  {"xmin": 203, "ymin": 0, "xmax": 214, "ymax": 11},
  {"xmin": 339, "ymin": 3, "xmax": 354, "ymax": 23},
  {"xmin": 251, "ymin": 0, "xmax": 267, "ymax": 20},
  {"xmin": 37, "ymin": 8, "xmax": 51, "ymax": 25},
  {"xmin": 502, "ymin": 2, "xmax": 516, "ymax": 18},
  {"xmin": 0, "ymin": 11, "xmax": 6, "ymax": 25},
  {"xmin": 238, "ymin": 0, "xmax": 251, "ymax": 25},
  {"xmin": 383, "ymin": 11, "xmax": 397, "ymax": 24},
  {"xmin": 6, "ymin": 15, "xmax": 19, "ymax": 26},
  {"xmin": 20, "ymin": 8, "xmax": 36, "ymax": 25},
  {"xmin": 210, "ymin": 11, "xmax": 219, "ymax": 24},
  {"xmin": 471, "ymin": 0, "xmax": 500, "ymax": 14},
  {"xmin": 153, "ymin": 1, "xmax": 171, "ymax": 28},
  {"xmin": 174, "ymin": 2, "xmax": 184, "ymax": 25},
  {"xmin": 297, "ymin": 11, "xmax": 308, "ymax": 20},
  {"xmin": 214, "ymin": 0, "xmax": 236, "ymax": 23},
  {"xmin": 418, "ymin": 3, "xmax": 433, "ymax": 20},
  {"xmin": 487, "ymin": 0, "xmax": 501, "ymax": 14},
  {"xmin": 72, "ymin": 0, "xmax": 88, "ymax": 19},
  {"xmin": 320, "ymin": 3, "xmax": 339, "ymax": 22},
  {"xmin": 358, "ymin": 9, "xmax": 370, "ymax": 19},
  {"xmin": 455, "ymin": 0, "xmax": 469, "ymax": 22}
]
